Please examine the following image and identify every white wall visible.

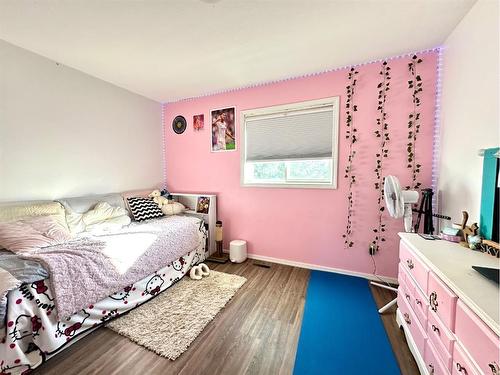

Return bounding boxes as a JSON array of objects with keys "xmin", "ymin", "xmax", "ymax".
[
  {"xmin": 0, "ymin": 40, "xmax": 163, "ymax": 202},
  {"xmin": 438, "ymin": 0, "xmax": 499, "ymax": 224}
]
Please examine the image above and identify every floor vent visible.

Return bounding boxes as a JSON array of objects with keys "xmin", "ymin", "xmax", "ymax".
[{"xmin": 253, "ymin": 262, "xmax": 271, "ymax": 269}]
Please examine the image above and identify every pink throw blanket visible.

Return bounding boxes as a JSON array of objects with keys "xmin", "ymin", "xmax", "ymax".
[{"xmin": 20, "ymin": 216, "xmax": 203, "ymax": 319}]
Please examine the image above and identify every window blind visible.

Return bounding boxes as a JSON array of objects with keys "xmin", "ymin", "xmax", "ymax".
[{"xmin": 245, "ymin": 106, "xmax": 334, "ymax": 162}]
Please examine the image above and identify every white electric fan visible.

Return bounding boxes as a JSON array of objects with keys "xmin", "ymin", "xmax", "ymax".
[
  {"xmin": 371, "ymin": 175, "xmax": 420, "ymax": 313},
  {"xmin": 384, "ymin": 175, "xmax": 420, "ymax": 232}
]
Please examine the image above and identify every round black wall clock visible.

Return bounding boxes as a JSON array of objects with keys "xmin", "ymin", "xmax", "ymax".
[{"xmin": 172, "ymin": 115, "xmax": 187, "ymax": 134}]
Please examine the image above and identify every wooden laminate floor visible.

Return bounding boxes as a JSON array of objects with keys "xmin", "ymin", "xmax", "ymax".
[{"xmin": 34, "ymin": 261, "xmax": 418, "ymax": 375}]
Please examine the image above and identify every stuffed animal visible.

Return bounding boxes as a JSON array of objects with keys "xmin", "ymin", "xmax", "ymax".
[
  {"xmin": 161, "ymin": 201, "xmax": 185, "ymax": 215},
  {"xmin": 149, "ymin": 190, "xmax": 186, "ymax": 215},
  {"xmin": 148, "ymin": 190, "xmax": 169, "ymax": 208}
]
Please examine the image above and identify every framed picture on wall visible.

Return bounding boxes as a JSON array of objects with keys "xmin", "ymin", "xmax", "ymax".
[
  {"xmin": 193, "ymin": 114, "xmax": 204, "ymax": 131},
  {"xmin": 211, "ymin": 107, "xmax": 236, "ymax": 152}
]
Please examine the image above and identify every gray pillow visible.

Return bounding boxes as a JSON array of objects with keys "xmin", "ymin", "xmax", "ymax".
[{"xmin": 58, "ymin": 193, "xmax": 126, "ymax": 214}]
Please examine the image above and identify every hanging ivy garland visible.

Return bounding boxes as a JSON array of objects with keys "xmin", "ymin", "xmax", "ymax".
[
  {"xmin": 406, "ymin": 55, "xmax": 424, "ymax": 190},
  {"xmin": 342, "ymin": 67, "xmax": 359, "ymax": 248},
  {"xmin": 371, "ymin": 61, "xmax": 391, "ymax": 252}
]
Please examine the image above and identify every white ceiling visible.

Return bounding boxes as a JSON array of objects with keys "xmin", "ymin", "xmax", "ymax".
[{"xmin": 0, "ymin": 0, "xmax": 476, "ymax": 103}]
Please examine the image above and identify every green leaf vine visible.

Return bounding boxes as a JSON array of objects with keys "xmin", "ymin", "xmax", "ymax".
[
  {"xmin": 371, "ymin": 61, "xmax": 391, "ymax": 252},
  {"xmin": 343, "ymin": 67, "xmax": 359, "ymax": 248},
  {"xmin": 406, "ymin": 55, "xmax": 423, "ymax": 190}
]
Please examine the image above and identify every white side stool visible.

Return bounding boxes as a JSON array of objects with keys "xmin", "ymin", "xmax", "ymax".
[{"xmin": 229, "ymin": 240, "xmax": 247, "ymax": 263}]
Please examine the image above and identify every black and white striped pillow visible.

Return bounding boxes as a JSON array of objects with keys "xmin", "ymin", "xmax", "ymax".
[{"xmin": 127, "ymin": 197, "xmax": 164, "ymax": 222}]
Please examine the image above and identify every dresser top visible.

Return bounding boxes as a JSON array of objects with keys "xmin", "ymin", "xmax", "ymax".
[{"xmin": 399, "ymin": 233, "xmax": 500, "ymax": 336}]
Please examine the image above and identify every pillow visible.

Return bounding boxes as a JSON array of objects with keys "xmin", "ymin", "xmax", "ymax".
[
  {"xmin": 83, "ymin": 201, "xmax": 128, "ymax": 224},
  {"xmin": 58, "ymin": 193, "xmax": 126, "ymax": 215},
  {"xmin": 65, "ymin": 201, "xmax": 131, "ymax": 234},
  {"xmin": 0, "ymin": 216, "xmax": 72, "ymax": 253},
  {"xmin": 0, "ymin": 201, "xmax": 69, "ymax": 231},
  {"xmin": 121, "ymin": 189, "xmax": 154, "ymax": 216},
  {"xmin": 64, "ymin": 210, "xmax": 86, "ymax": 234},
  {"xmin": 83, "ymin": 202, "xmax": 130, "ymax": 232},
  {"xmin": 127, "ymin": 197, "xmax": 165, "ymax": 222}
]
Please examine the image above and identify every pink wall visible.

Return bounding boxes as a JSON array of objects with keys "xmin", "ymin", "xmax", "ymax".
[{"xmin": 164, "ymin": 51, "xmax": 438, "ymax": 279}]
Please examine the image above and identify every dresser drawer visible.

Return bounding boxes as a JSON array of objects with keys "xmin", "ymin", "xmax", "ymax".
[
  {"xmin": 427, "ymin": 313, "xmax": 453, "ymax": 371},
  {"xmin": 399, "ymin": 277, "xmax": 413, "ymax": 306},
  {"xmin": 424, "ymin": 340, "xmax": 450, "ymax": 375},
  {"xmin": 427, "ymin": 309, "xmax": 454, "ymax": 356},
  {"xmin": 455, "ymin": 300, "xmax": 500, "ymax": 375},
  {"xmin": 428, "ymin": 272, "xmax": 457, "ymax": 331},
  {"xmin": 452, "ymin": 342, "xmax": 481, "ymax": 375},
  {"xmin": 398, "ymin": 292, "xmax": 427, "ymax": 359},
  {"xmin": 413, "ymin": 280, "xmax": 429, "ymax": 328},
  {"xmin": 400, "ymin": 241, "xmax": 429, "ymax": 294}
]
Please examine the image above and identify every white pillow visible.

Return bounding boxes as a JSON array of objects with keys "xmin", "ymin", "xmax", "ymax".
[
  {"xmin": 66, "ymin": 202, "xmax": 131, "ymax": 234},
  {"xmin": 58, "ymin": 194, "xmax": 126, "ymax": 214},
  {"xmin": 65, "ymin": 211, "xmax": 86, "ymax": 234},
  {"xmin": 84, "ymin": 202, "xmax": 128, "ymax": 223}
]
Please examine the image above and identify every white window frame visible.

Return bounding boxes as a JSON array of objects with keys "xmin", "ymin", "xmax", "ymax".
[{"xmin": 240, "ymin": 96, "xmax": 340, "ymax": 189}]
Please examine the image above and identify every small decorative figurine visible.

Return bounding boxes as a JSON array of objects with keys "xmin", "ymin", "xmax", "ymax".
[
  {"xmin": 455, "ymin": 211, "xmax": 479, "ymax": 248},
  {"xmin": 468, "ymin": 235, "xmax": 482, "ymax": 250}
]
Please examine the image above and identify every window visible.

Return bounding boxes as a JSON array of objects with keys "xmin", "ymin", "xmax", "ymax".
[{"xmin": 241, "ymin": 97, "xmax": 339, "ymax": 188}]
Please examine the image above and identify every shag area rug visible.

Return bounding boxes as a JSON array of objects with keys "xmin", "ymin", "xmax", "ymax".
[{"xmin": 106, "ymin": 270, "xmax": 246, "ymax": 360}]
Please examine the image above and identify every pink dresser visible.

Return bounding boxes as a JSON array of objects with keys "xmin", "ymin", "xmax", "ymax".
[{"xmin": 396, "ymin": 233, "xmax": 500, "ymax": 375}]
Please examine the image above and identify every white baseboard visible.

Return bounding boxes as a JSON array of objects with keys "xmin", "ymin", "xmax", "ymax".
[{"xmin": 245, "ymin": 253, "xmax": 399, "ymax": 285}]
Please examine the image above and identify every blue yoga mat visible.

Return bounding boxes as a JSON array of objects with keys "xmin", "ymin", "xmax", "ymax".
[{"xmin": 293, "ymin": 271, "xmax": 401, "ymax": 375}]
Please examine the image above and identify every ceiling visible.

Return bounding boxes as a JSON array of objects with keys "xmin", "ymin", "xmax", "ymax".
[{"xmin": 0, "ymin": 0, "xmax": 476, "ymax": 103}]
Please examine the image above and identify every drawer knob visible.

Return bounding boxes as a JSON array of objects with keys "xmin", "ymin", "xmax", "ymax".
[
  {"xmin": 403, "ymin": 312, "xmax": 411, "ymax": 325},
  {"xmin": 415, "ymin": 299, "xmax": 422, "ymax": 306},
  {"xmin": 428, "ymin": 364, "xmax": 435, "ymax": 374},
  {"xmin": 489, "ymin": 361, "xmax": 499, "ymax": 374},
  {"xmin": 406, "ymin": 259, "xmax": 414, "ymax": 270},
  {"xmin": 429, "ymin": 291, "xmax": 439, "ymax": 312},
  {"xmin": 431, "ymin": 324, "xmax": 440, "ymax": 335},
  {"xmin": 456, "ymin": 363, "xmax": 468, "ymax": 374},
  {"xmin": 405, "ymin": 293, "xmax": 411, "ymax": 301}
]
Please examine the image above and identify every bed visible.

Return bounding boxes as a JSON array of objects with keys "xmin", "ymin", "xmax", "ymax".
[{"xmin": 0, "ymin": 194, "xmax": 208, "ymax": 374}]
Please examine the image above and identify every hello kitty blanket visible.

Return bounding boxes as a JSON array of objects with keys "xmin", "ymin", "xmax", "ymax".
[{"xmin": 19, "ymin": 215, "xmax": 203, "ymax": 320}]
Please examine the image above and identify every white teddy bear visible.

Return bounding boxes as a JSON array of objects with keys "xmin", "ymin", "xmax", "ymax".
[
  {"xmin": 148, "ymin": 190, "xmax": 186, "ymax": 215},
  {"xmin": 148, "ymin": 190, "xmax": 169, "ymax": 208}
]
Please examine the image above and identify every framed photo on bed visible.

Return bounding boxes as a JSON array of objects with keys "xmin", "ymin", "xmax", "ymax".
[
  {"xmin": 196, "ymin": 196, "xmax": 210, "ymax": 214},
  {"xmin": 211, "ymin": 107, "xmax": 236, "ymax": 152}
]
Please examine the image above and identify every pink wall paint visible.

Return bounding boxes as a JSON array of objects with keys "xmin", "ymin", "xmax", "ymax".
[{"xmin": 164, "ymin": 51, "xmax": 438, "ymax": 279}]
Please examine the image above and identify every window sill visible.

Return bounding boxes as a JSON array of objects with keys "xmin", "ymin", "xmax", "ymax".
[{"xmin": 241, "ymin": 182, "xmax": 337, "ymax": 189}]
